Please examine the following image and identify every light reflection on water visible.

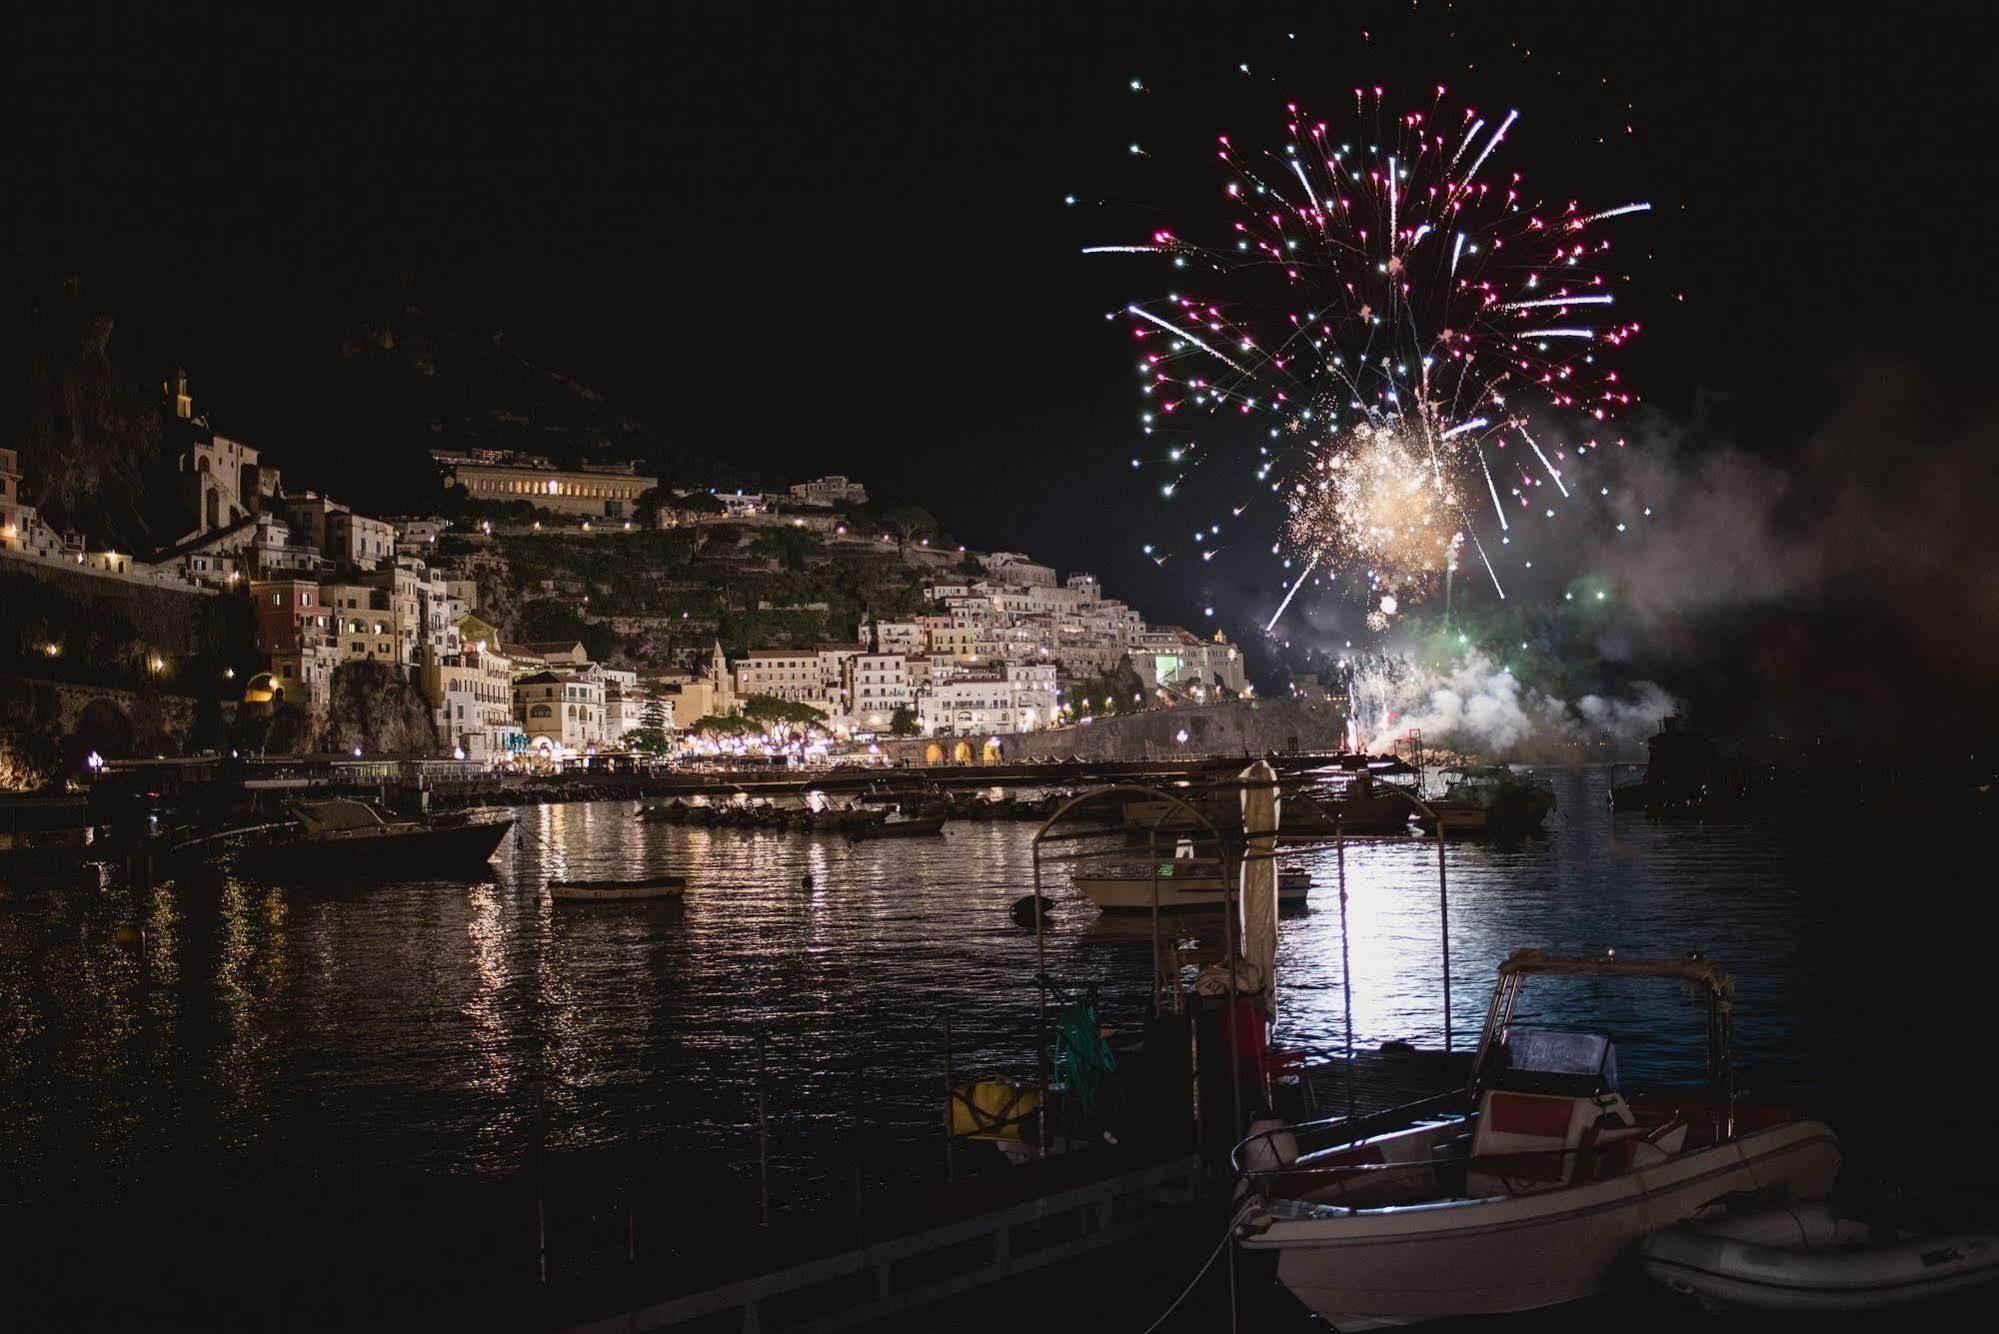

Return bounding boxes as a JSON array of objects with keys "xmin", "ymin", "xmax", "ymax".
[{"xmin": 0, "ymin": 766, "xmax": 1979, "ymax": 1203}]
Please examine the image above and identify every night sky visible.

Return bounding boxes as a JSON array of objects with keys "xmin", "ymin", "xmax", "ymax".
[{"xmin": 11, "ymin": 5, "xmax": 1987, "ymax": 683}]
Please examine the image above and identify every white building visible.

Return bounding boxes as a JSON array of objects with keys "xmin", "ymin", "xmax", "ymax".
[
  {"xmin": 873, "ymin": 620, "xmax": 926, "ymax": 655},
  {"xmin": 734, "ymin": 649, "xmax": 832, "ymax": 708},
  {"xmin": 597, "ymin": 666, "xmax": 643, "ymax": 743},
  {"xmin": 1004, "ymin": 660, "xmax": 1060, "ymax": 732},
  {"xmin": 787, "ymin": 475, "xmax": 869, "ymax": 507},
  {"xmin": 845, "ymin": 653, "xmax": 913, "ymax": 731},
  {"xmin": 516, "ymin": 670, "xmax": 606, "ymax": 757},
  {"xmin": 915, "ymin": 659, "xmax": 1061, "ymax": 737},
  {"xmin": 425, "ymin": 639, "xmax": 523, "ymax": 763},
  {"xmin": 979, "ymin": 552, "xmax": 1058, "ymax": 588},
  {"xmin": 1130, "ymin": 628, "xmax": 1249, "ymax": 699}
]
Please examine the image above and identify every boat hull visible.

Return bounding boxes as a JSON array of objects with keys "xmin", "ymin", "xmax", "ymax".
[
  {"xmin": 1641, "ymin": 1203, "xmax": 1999, "ymax": 1312},
  {"xmin": 550, "ymin": 877, "xmax": 685, "ymax": 902},
  {"xmin": 1077, "ymin": 873, "xmax": 1309, "ymax": 912},
  {"xmin": 1245, "ymin": 1119, "xmax": 1842, "ymax": 1326},
  {"xmin": 234, "ymin": 818, "xmax": 514, "ymax": 880}
]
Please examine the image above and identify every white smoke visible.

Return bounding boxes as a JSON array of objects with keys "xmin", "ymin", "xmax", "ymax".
[{"xmin": 1351, "ymin": 650, "xmax": 1675, "ymax": 763}]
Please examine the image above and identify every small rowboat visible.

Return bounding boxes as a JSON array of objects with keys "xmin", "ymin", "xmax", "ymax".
[
  {"xmin": 1642, "ymin": 1202, "xmax": 1999, "ymax": 1312},
  {"xmin": 549, "ymin": 875, "xmax": 686, "ymax": 903}
]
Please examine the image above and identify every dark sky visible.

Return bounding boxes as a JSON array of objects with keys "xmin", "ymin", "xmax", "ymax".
[{"xmin": 12, "ymin": 4, "xmax": 1983, "ymax": 642}]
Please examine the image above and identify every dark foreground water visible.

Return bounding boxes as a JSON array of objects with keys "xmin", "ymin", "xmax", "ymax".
[{"xmin": 1, "ymin": 766, "xmax": 1990, "ymax": 1326}]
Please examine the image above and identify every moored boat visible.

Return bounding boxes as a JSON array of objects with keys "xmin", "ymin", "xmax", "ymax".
[
  {"xmin": 1075, "ymin": 857, "xmax": 1309, "ymax": 911},
  {"xmin": 848, "ymin": 813, "xmax": 946, "ymax": 840},
  {"xmin": 230, "ymin": 799, "xmax": 514, "ymax": 879},
  {"xmin": 549, "ymin": 874, "xmax": 686, "ymax": 903},
  {"xmin": 1421, "ymin": 765, "xmax": 1556, "ymax": 838},
  {"xmin": 1233, "ymin": 949, "xmax": 1843, "ymax": 1327},
  {"xmin": 1641, "ymin": 1202, "xmax": 1999, "ymax": 1312}
]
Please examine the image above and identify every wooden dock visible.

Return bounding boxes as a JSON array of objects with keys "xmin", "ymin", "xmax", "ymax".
[
  {"xmin": 559, "ymin": 1048, "xmax": 1469, "ymax": 1334},
  {"xmin": 562, "ymin": 1155, "xmax": 1203, "ymax": 1334}
]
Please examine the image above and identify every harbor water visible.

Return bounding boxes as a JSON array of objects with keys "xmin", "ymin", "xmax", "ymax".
[{"xmin": 0, "ymin": 764, "xmax": 1987, "ymax": 1323}]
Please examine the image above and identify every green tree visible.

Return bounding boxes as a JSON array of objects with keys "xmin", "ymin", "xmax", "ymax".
[
  {"xmin": 741, "ymin": 694, "xmax": 829, "ymax": 726},
  {"xmin": 625, "ymin": 726, "xmax": 672, "ymax": 757},
  {"xmin": 1067, "ymin": 661, "xmax": 1146, "ymax": 717},
  {"xmin": 888, "ymin": 704, "xmax": 920, "ymax": 737},
  {"xmin": 640, "ymin": 690, "xmax": 668, "ymax": 730}
]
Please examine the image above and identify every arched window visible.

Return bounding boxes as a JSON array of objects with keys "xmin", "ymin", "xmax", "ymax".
[{"xmin": 529, "ymin": 704, "xmax": 553, "ymax": 719}]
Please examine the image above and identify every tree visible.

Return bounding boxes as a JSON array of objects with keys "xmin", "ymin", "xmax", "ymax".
[
  {"xmin": 1067, "ymin": 660, "xmax": 1146, "ymax": 718},
  {"xmin": 692, "ymin": 713, "xmax": 759, "ymax": 737},
  {"xmin": 640, "ymin": 689, "xmax": 669, "ymax": 730},
  {"xmin": 888, "ymin": 704, "xmax": 920, "ymax": 737},
  {"xmin": 625, "ymin": 727, "xmax": 672, "ymax": 757},
  {"xmin": 741, "ymin": 694, "xmax": 829, "ymax": 727},
  {"xmin": 879, "ymin": 503, "xmax": 939, "ymax": 555}
]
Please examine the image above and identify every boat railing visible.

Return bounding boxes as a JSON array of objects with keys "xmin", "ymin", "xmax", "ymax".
[
  {"xmin": 1239, "ymin": 1135, "xmax": 1689, "ymax": 1206},
  {"xmin": 1231, "ymin": 1089, "xmax": 1464, "ymax": 1179},
  {"xmin": 1072, "ymin": 858, "xmax": 1226, "ymax": 879},
  {"xmin": 1235, "ymin": 1090, "xmax": 1706, "ymax": 1204}
]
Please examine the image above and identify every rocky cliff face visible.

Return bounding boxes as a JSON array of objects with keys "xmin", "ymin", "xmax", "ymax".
[
  {"xmin": 316, "ymin": 661, "xmax": 440, "ymax": 757},
  {"xmin": 15, "ymin": 279, "xmax": 186, "ymax": 553}
]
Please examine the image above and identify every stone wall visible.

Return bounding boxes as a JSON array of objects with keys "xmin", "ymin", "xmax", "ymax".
[
  {"xmin": 879, "ymin": 697, "xmax": 1346, "ymax": 765},
  {"xmin": 0, "ymin": 675, "xmax": 210, "ymax": 789}
]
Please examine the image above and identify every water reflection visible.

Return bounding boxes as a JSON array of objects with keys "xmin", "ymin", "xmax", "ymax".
[{"xmin": 0, "ymin": 767, "xmax": 1979, "ymax": 1204}]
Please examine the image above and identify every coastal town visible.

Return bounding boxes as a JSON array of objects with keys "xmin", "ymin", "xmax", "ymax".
[{"xmin": 3, "ymin": 373, "xmax": 1251, "ymax": 774}]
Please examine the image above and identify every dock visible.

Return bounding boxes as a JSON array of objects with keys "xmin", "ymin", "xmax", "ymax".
[{"xmin": 559, "ymin": 1048, "xmax": 1468, "ymax": 1334}]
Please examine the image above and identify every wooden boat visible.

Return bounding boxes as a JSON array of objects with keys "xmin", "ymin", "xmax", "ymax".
[
  {"xmin": 1234, "ymin": 950, "xmax": 1843, "ymax": 1328},
  {"xmin": 1074, "ymin": 858, "xmax": 1309, "ymax": 911},
  {"xmin": 848, "ymin": 813, "xmax": 946, "ymax": 840},
  {"xmin": 549, "ymin": 874, "xmax": 686, "ymax": 903},
  {"xmin": 231, "ymin": 799, "xmax": 514, "ymax": 879},
  {"xmin": 1642, "ymin": 1202, "xmax": 1999, "ymax": 1312}
]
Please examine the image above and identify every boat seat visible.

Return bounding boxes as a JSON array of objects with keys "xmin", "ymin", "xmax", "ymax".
[{"xmin": 1467, "ymin": 1089, "xmax": 1635, "ymax": 1196}]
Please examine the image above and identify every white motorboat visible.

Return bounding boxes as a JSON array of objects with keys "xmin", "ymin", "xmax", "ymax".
[
  {"xmin": 1641, "ymin": 1202, "xmax": 1999, "ymax": 1312},
  {"xmin": 1073, "ymin": 857, "xmax": 1309, "ymax": 911},
  {"xmin": 1233, "ymin": 949, "xmax": 1843, "ymax": 1327}
]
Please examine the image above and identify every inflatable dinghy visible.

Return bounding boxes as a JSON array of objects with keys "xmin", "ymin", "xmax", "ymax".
[{"xmin": 1642, "ymin": 1202, "xmax": 1999, "ymax": 1311}]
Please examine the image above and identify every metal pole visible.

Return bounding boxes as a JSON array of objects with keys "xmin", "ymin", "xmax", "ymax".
[
  {"xmin": 757, "ymin": 1029, "xmax": 771, "ymax": 1228},
  {"xmin": 1338, "ymin": 823, "xmax": 1355, "ymax": 1120},
  {"xmin": 851, "ymin": 1060, "xmax": 866, "ymax": 1244},
  {"xmin": 1438, "ymin": 826, "xmax": 1451, "ymax": 1054},
  {"xmin": 1032, "ymin": 853, "xmax": 1048, "ymax": 1158},
  {"xmin": 535, "ymin": 1083, "xmax": 548, "ymax": 1285},
  {"xmin": 1148, "ymin": 826, "xmax": 1162, "ymax": 1014},
  {"xmin": 942, "ymin": 1015, "xmax": 956, "ymax": 1183},
  {"xmin": 1225, "ymin": 837, "xmax": 1244, "ymax": 1146}
]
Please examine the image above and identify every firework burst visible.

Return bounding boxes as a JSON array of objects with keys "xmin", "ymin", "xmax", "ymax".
[
  {"xmin": 1090, "ymin": 85, "xmax": 1649, "ymax": 625},
  {"xmin": 1286, "ymin": 423, "xmax": 1463, "ymax": 593}
]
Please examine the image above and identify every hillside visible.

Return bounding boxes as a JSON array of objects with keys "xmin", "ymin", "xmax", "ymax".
[{"xmin": 442, "ymin": 522, "xmax": 943, "ymax": 669}]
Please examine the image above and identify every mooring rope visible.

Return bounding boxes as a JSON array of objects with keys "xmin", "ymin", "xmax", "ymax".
[{"xmin": 1137, "ymin": 1199, "xmax": 1259, "ymax": 1334}]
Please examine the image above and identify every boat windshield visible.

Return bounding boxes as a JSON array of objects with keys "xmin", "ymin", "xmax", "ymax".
[{"xmin": 1489, "ymin": 1028, "xmax": 1619, "ymax": 1097}]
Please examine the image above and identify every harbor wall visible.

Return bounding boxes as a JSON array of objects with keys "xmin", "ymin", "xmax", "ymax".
[{"xmin": 877, "ymin": 697, "xmax": 1346, "ymax": 765}]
